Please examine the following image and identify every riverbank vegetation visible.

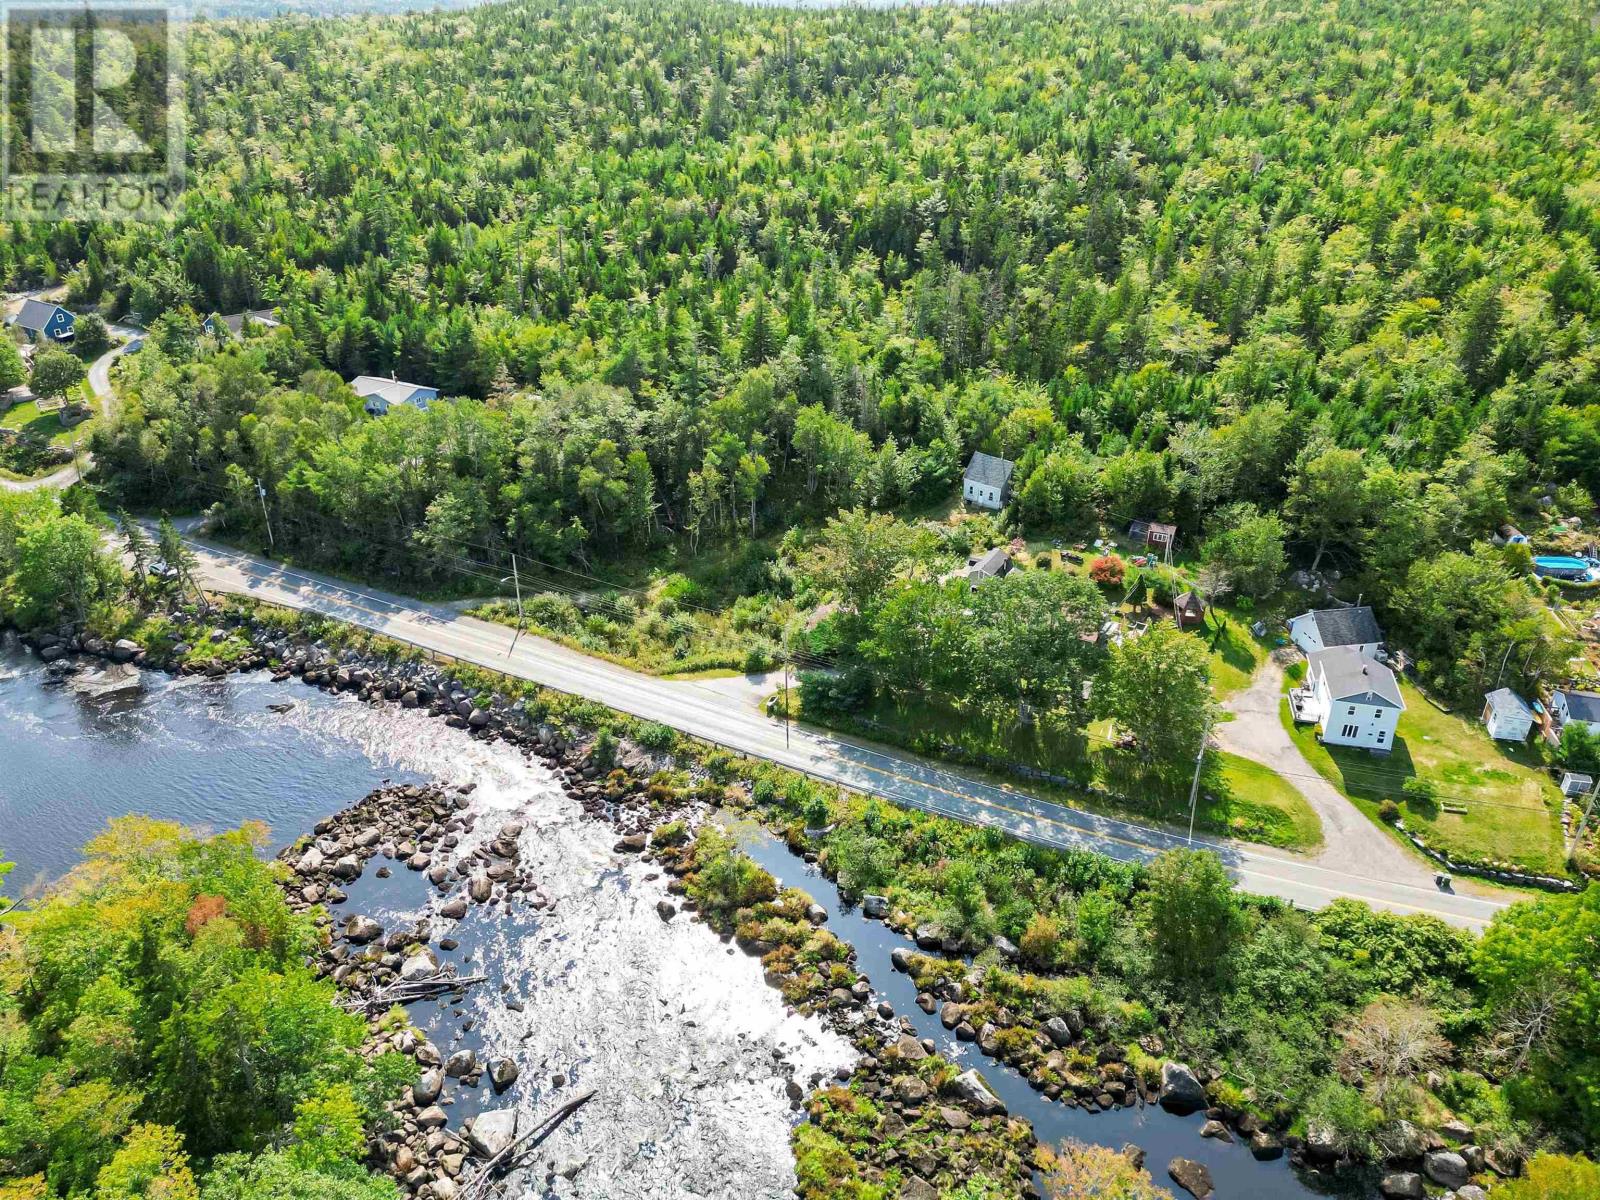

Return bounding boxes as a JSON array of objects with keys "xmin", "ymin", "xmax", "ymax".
[
  {"xmin": 0, "ymin": 821, "xmax": 412, "ymax": 1199},
  {"xmin": 6, "ymin": 582, "xmax": 1600, "ymax": 1192}
]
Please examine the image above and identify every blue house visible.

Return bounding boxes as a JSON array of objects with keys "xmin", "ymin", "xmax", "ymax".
[
  {"xmin": 7, "ymin": 299, "xmax": 75, "ymax": 344},
  {"xmin": 350, "ymin": 375, "xmax": 440, "ymax": 416}
]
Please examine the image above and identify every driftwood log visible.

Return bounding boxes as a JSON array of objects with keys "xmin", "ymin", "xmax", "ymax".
[
  {"xmin": 337, "ymin": 973, "xmax": 487, "ymax": 1013},
  {"xmin": 461, "ymin": 1088, "xmax": 597, "ymax": 1199}
]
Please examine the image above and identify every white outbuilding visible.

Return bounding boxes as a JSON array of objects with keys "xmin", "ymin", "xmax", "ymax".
[
  {"xmin": 962, "ymin": 452, "xmax": 1014, "ymax": 510},
  {"xmin": 1482, "ymin": 688, "xmax": 1536, "ymax": 742}
]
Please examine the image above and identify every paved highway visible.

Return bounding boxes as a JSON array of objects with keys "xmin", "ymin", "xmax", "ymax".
[{"xmin": 178, "ymin": 534, "xmax": 1514, "ymax": 929}]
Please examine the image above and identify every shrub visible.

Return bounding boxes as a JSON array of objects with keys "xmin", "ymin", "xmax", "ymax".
[
  {"xmin": 634, "ymin": 721, "xmax": 677, "ymax": 752},
  {"xmin": 1034, "ymin": 551, "xmax": 1053, "ymax": 569},
  {"xmin": 1378, "ymin": 798, "xmax": 1401, "ymax": 824},
  {"xmin": 1401, "ymin": 777, "xmax": 1439, "ymax": 816},
  {"xmin": 1019, "ymin": 912, "xmax": 1063, "ymax": 968},
  {"xmin": 590, "ymin": 727, "xmax": 619, "ymax": 770},
  {"xmin": 1088, "ymin": 554, "xmax": 1125, "ymax": 585},
  {"xmin": 651, "ymin": 821, "xmax": 689, "ymax": 848}
]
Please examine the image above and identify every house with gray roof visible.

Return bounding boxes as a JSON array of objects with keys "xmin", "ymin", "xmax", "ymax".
[
  {"xmin": 1291, "ymin": 645, "xmax": 1404, "ymax": 752},
  {"xmin": 204, "ymin": 309, "xmax": 282, "ymax": 340},
  {"xmin": 962, "ymin": 452, "xmax": 1014, "ymax": 510},
  {"xmin": 1482, "ymin": 688, "xmax": 1536, "ymax": 742},
  {"xmin": 1288, "ymin": 605, "xmax": 1385, "ymax": 660},
  {"xmin": 963, "ymin": 545, "xmax": 1014, "ymax": 589},
  {"xmin": 351, "ymin": 375, "xmax": 440, "ymax": 416},
  {"xmin": 1552, "ymin": 689, "xmax": 1600, "ymax": 738},
  {"xmin": 7, "ymin": 299, "xmax": 75, "ymax": 343}
]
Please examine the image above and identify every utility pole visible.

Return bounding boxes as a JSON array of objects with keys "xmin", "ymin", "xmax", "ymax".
[
  {"xmin": 255, "ymin": 479, "xmax": 274, "ymax": 549},
  {"xmin": 501, "ymin": 558, "xmax": 525, "ymax": 656},
  {"xmin": 783, "ymin": 659, "xmax": 791, "ymax": 748},
  {"xmin": 1187, "ymin": 712, "xmax": 1213, "ymax": 845}
]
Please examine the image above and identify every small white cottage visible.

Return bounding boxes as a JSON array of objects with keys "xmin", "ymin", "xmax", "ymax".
[
  {"xmin": 962, "ymin": 452, "xmax": 1015, "ymax": 510},
  {"xmin": 1290, "ymin": 645, "xmax": 1404, "ymax": 751},
  {"xmin": 1482, "ymin": 688, "xmax": 1536, "ymax": 742}
]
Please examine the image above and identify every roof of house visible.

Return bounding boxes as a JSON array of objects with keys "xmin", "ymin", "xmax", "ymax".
[
  {"xmin": 1484, "ymin": 688, "xmax": 1535, "ymax": 720},
  {"xmin": 211, "ymin": 309, "xmax": 282, "ymax": 337},
  {"xmin": 350, "ymin": 376, "xmax": 438, "ymax": 407},
  {"xmin": 1557, "ymin": 689, "xmax": 1600, "ymax": 724},
  {"xmin": 1294, "ymin": 605, "xmax": 1384, "ymax": 648},
  {"xmin": 966, "ymin": 546, "xmax": 1013, "ymax": 580},
  {"xmin": 1174, "ymin": 590, "xmax": 1205, "ymax": 616},
  {"xmin": 963, "ymin": 451, "xmax": 1015, "ymax": 490},
  {"xmin": 9, "ymin": 299, "xmax": 69, "ymax": 332},
  {"xmin": 1309, "ymin": 645, "xmax": 1404, "ymax": 708}
]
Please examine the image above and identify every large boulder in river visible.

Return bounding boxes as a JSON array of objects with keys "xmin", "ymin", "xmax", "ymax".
[
  {"xmin": 862, "ymin": 894, "xmax": 888, "ymax": 919},
  {"xmin": 444, "ymin": 1049, "xmax": 477, "ymax": 1078},
  {"xmin": 467, "ymin": 1109, "xmax": 520, "ymax": 1159},
  {"xmin": 400, "ymin": 950, "xmax": 439, "ymax": 982},
  {"xmin": 1167, "ymin": 1158, "xmax": 1213, "ymax": 1200},
  {"xmin": 343, "ymin": 915, "xmax": 384, "ymax": 944},
  {"xmin": 412, "ymin": 1069, "xmax": 444, "ymax": 1107},
  {"xmin": 1379, "ymin": 1173, "xmax": 1424, "ymax": 1200},
  {"xmin": 1158, "ymin": 1062, "xmax": 1207, "ymax": 1114},
  {"xmin": 110, "ymin": 638, "xmax": 142, "ymax": 662},
  {"xmin": 949, "ymin": 1069, "xmax": 1004, "ymax": 1115}
]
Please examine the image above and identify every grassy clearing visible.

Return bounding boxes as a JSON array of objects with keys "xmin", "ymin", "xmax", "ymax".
[
  {"xmin": 780, "ymin": 688, "xmax": 1322, "ymax": 851},
  {"xmin": 1203, "ymin": 611, "xmax": 1272, "ymax": 700},
  {"xmin": 473, "ymin": 576, "xmax": 797, "ymax": 677},
  {"xmin": 1281, "ymin": 683, "xmax": 1566, "ymax": 875}
]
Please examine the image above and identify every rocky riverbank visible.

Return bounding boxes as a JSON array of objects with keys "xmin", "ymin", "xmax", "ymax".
[
  {"xmin": 9, "ymin": 608, "xmax": 1495, "ymax": 1200},
  {"xmin": 16, "ymin": 611, "xmax": 1038, "ymax": 1196}
]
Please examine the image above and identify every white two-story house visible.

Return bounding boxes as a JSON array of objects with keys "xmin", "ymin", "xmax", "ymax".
[{"xmin": 1291, "ymin": 645, "xmax": 1404, "ymax": 752}]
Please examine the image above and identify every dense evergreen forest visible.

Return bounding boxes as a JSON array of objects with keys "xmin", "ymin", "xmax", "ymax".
[{"xmin": 13, "ymin": 0, "xmax": 1600, "ymax": 679}]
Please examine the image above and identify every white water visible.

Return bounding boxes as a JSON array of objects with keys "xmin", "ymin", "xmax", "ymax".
[{"xmin": 274, "ymin": 693, "xmax": 855, "ymax": 1198}]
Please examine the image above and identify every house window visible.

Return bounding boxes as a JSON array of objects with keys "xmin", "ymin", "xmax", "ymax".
[
  {"xmin": 1347, "ymin": 706, "xmax": 1356, "ymax": 715},
  {"xmin": 1376, "ymin": 731, "xmax": 1386, "ymax": 743},
  {"xmin": 1341, "ymin": 724, "xmax": 1359, "ymax": 739}
]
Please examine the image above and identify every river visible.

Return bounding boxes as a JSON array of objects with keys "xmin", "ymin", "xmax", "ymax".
[
  {"xmin": 0, "ymin": 639, "xmax": 850, "ymax": 1199},
  {"xmin": 0, "ymin": 638, "xmax": 1354, "ymax": 1198}
]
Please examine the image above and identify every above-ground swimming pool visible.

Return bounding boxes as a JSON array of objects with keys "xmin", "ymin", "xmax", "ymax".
[{"xmin": 1533, "ymin": 555, "xmax": 1597, "ymax": 580}]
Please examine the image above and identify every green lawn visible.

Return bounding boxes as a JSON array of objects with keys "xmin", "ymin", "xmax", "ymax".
[
  {"xmin": 1214, "ymin": 750, "xmax": 1324, "ymax": 851},
  {"xmin": 784, "ymin": 688, "xmax": 1322, "ymax": 851},
  {"xmin": 1281, "ymin": 682, "xmax": 1566, "ymax": 875},
  {"xmin": 1, "ymin": 388, "xmax": 95, "ymax": 448},
  {"xmin": 1201, "ymin": 610, "xmax": 1271, "ymax": 700}
]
